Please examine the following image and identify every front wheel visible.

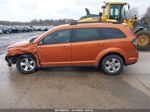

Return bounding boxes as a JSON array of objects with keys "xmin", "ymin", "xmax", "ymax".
[
  {"xmin": 16, "ymin": 55, "xmax": 37, "ymax": 74},
  {"xmin": 101, "ymin": 55, "xmax": 124, "ymax": 75}
]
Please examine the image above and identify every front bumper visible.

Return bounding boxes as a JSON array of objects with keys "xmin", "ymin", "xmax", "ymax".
[{"xmin": 5, "ymin": 56, "xmax": 15, "ymax": 67}]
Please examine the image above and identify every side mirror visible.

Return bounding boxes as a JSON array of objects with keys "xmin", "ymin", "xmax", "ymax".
[
  {"xmin": 134, "ymin": 15, "xmax": 137, "ymax": 19},
  {"xmin": 128, "ymin": 4, "xmax": 130, "ymax": 10},
  {"xmin": 99, "ymin": 12, "xmax": 102, "ymax": 21},
  {"xmin": 99, "ymin": 12, "xmax": 102, "ymax": 17}
]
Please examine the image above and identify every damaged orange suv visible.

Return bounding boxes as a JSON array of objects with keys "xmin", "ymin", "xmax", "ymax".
[{"xmin": 5, "ymin": 23, "xmax": 138, "ymax": 75}]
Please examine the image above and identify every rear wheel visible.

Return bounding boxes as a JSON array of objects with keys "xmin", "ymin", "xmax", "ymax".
[
  {"xmin": 16, "ymin": 55, "xmax": 37, "ymax": 74},
  {"xmin": 101, "ymin": 55, "xmax": 124, "ymax": 75},
  {"xmin": 136, "ymin": 30, "xmax": 150, "ymax": 51}
]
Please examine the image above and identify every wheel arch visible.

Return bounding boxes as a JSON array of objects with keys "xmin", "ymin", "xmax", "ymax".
[
  {"xmin": 15, "ymin": 53, "xmax": 38, "ymax": 74},
  {"xmin": 95, "ymin": 49, "xmax": 127, "ymax": 67},
  {"xmin": 12, "ymin": 53, "xmax": 37, "ymax": 64},
  {"xmin": 133, "ymin": 26, "xmax": 145, "ymax": 34},
  {"xmin": 98, "ymin": 53, "xmax": 126, "ymax": 67}
]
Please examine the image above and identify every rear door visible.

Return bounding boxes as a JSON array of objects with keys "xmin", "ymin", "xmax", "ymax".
[{"xmin": 71, "ymin": 28, "xmax": 106, "ymax": 66}]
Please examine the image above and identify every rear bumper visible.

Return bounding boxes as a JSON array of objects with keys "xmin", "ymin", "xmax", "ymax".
[
  {"xmin": 126, "ymin": 58, "xmax": 138, "ymax": 65},
  {"xmin": 126, "ymin": 50, "xmax": 139, "ymax": 65}
]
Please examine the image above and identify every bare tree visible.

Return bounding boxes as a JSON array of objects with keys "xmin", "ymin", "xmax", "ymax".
[
  {"xmin": 142, "ymin": 6, "xmax": 150, "ymax": 27},
  {"xmin": 144, "ymin": 6, "xmax": 150, "ymax": 17},
  {"xmin": 126, "ymin": 7, "xmax": 138, "ymax": 19}
]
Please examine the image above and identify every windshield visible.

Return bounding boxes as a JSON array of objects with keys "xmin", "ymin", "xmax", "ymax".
[{"xmin": 109, "ymin": 4, "xmax": 125, "ymax": 21}]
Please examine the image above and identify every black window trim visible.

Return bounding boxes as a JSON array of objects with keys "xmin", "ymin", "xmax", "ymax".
[{"xmin": 38, "ymin": 27, "xmax": 127, "ymax": 45}]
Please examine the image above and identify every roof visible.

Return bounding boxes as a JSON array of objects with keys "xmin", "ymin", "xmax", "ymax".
[{"xmin": 52, "ymin": 22, "xmax": 127, "ymax": 31}]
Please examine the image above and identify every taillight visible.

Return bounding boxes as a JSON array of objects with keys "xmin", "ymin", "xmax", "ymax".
[{"xmin": 131, "ymin": 39, "xmax": 137, "ymax": 46}]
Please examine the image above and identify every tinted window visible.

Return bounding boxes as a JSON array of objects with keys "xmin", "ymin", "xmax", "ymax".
[
  {"xmin": 73, "ymin": 28, "xmax": 126, "ymax": 42},
  {"xmin": 75, "ymin": 28, "xmax": 100, "ymax": 42},
  {"xmin": 99, "ymin": 28, "xmax": 126, "ymax": 39},
  {"xmin": 109, "ymin": 4, "xmax": 124, "ymax": 21},
  {"xmin": 41, "ymin": 29, "xmax": 70, "ymax": 45}
]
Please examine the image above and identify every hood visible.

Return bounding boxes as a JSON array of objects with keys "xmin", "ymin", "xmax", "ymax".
[{"xmin": 8, "ymin": 39, "xmax": 30, "ymax": 49}]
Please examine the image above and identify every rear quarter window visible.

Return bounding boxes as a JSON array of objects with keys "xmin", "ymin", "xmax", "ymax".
[{"xmin": 99, "ymin": 28, "xmax": 126, "ymax": 39}]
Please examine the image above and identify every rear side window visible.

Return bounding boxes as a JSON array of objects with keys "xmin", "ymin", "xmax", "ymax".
[
  {"xmin": 73, "ymin": 27, "xmax": 126, "ymax": 43},
  {"xmin": 98, "ymin": 28, "xmax": 126, "ymax": 39},
  {"xmin": 74, "ymin": 28, "xmax": 100, "ymax": 42}
]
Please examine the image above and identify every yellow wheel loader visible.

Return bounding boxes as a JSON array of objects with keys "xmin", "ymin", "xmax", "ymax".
[{"xmin": 78, "ymin": 2, "xmax": 150, "ymax": 51}]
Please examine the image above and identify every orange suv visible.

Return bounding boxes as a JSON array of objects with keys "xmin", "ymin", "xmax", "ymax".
[{"xmin": 5, "ymin": 23, "xmax": 138, "ymax": 75}]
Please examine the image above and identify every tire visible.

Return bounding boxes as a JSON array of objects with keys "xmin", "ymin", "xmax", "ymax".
[
  {"xmin": 16, "ymin": 55, "xmax": 37, "ymax": 74},
  {"xmin": 100, "ymin": 55, "xmax": 124, "ymax": 75},
  {"xmin": 136, "ymin": 30, "xmax": 150, "ymax": 51},
  {"xmin": 6, "ymin": 31, "xmax": 9, "ymax": 34}
]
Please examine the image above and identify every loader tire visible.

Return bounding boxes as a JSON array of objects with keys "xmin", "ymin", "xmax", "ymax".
[{"xmin": 136, "ymin": 30, "xmax": 150, "ymax": 51}]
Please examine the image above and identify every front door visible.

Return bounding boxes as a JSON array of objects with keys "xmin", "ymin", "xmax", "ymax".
[{"xmin": 37, "ymin": 29, "xmax": 71, "ymax": 67}]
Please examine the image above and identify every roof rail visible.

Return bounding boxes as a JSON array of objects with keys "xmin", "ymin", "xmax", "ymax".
[{"xmin": 70, "ymin": 21, "xmax": 122, "ymax": 25}]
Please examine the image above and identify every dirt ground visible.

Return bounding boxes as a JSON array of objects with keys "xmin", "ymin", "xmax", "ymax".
[{"xmin": 0, "ymin": 32, "xmax": 150, "ymax": 109}]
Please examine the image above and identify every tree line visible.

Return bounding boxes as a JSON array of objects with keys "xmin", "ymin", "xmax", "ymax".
[
  {"xmin": 0, "ymin": 19, "xmax": 76, "ymax": 26},
  {"xmin": 143, "ymin": 6, "xmax": 150, "ymax": 26},
  {"xmin": 0, "ymin": 6, "xmax": 150, "ymax": 26}
]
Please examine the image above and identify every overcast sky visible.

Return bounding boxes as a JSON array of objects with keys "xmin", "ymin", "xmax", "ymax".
[{"xmin": 0, "ymin": 0, "xmax": 150, "ymax": 22}]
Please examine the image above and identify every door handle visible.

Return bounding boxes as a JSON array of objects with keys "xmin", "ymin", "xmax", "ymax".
[
  {"xmin": 96, "ymin": 43, "xmax": 104, "ymax": 46},
  {"xmin": 63, "ymin": 46, "xmax": 70, "ymax": 48}
]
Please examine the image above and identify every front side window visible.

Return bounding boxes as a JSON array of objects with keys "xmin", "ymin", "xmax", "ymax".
[
  {"xmin": 74, "ymin": 28, "xmax": 100, "ymax": 42},
  {"xmin": 41, "ymin": 29, "xmax": 70, "ymax": 45}
]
